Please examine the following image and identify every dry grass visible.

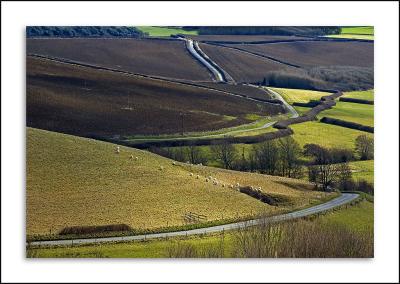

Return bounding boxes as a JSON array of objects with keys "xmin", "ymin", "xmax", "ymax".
[{"xmin": 27, "ymin": 128, "xmax": 328, "ymax": 237}]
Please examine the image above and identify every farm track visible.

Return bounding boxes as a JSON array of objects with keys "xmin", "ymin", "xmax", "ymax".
[{"xmin": 28, "ymin": 193, "xmax": 359, "ymax": 247}]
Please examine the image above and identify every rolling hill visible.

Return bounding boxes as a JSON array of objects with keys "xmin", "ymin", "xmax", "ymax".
[{"xmin": 26, "ymin": 127, "xmax": 332, "ymax": 237}]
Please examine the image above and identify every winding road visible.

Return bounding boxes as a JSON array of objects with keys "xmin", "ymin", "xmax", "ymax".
[
  {"xmin": 28, "ymin": 193, "xmax": 358, "ymax": 247},
  {"xmin": 186, "ymin": 39, "xmax": 226, "ymax": 82}
]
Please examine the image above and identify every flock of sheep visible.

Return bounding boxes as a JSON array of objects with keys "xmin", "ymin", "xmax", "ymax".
[{"xmin": 115, "ymin": 146, "xmax": 262, "ymax": 193}]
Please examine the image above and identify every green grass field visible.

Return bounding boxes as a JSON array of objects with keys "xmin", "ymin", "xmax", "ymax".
[
  {"xmin": 270, "ymin": 87, "xmax": 331, "ymax": 104},
  {"xmin": 318, "ymin": 101, "xmax": 374, "ymax": 127},
  {"xmin": 341, "ymin": 26, "xmax": 374, "ymax": 35},
  {"xmin": 27, "ymin": 127, "xmax": 330, "ymax": 238},
  {"xmin": 342, "ymin": 90, "xmax": 374, "ymax": 101},
  {"xmin": 291, "ymin": 121, "xmax": 374, "ymax": 149},
  {"xmin": 136, "ymin": 26, "xmax": 198, "ymax": 37},
  {"xmin": 326, "ymin": 26, "xmax": 374, "ymax": 40},
  {"xmin": 349, "ymin": 160, "xmax": 374, "ymax": 183},
  {"xmin": 319, "ymin": 200, "xmax": 373, "ymax": 234},
  {"xmin": 28, "ymin": 200, "xmax": 373, "ymax": 258}
]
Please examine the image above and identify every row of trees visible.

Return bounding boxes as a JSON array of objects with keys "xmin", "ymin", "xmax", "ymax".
[{"xmin": 149, "ymin": 134, "xmax": 374, "ymax": 193}]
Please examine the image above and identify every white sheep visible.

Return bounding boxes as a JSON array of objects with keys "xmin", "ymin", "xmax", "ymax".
[
  {"xmin": 135, "ymin": 156, "xmax": 138, "ymax": 161},
  {"xmin": 229, "ymin": 184, "xmax": 233, "ymax": 189},
  {"xmin": 236, "ymin": 183, "xmax": 240, "ymax": 187},
  {"xmin": 205, "ymin": 178, "xmax": 209, "ymax": 182},
  {"xmin": 159, "ymin": 166, "xmax": 164, "ymax": 171},
  {"xmin": 130, "ymin": 155, "xmax": 134, "ymax": 159},
  {"xmin": 222, "ymin": 184, "xmax": 225, "ymax": 187},
  {"xmin": 189, "ymin": 172, "xmax": 193, "ymax": 177},
  {"xmin": 172, "ymin": 161, "xmax": 176, "ymax": 165},
  {"xmin": 115, "ymin": 146, "xmax": 120, "ymax": 154}
]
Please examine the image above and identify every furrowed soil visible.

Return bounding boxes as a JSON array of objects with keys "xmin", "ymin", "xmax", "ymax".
[
  {"xmin": 27, "ymin": 57, "xmax": 283, "ymax": 137},
  {"xmin": 199, "ymin": 43, "xmax": 294, "ymax": 83},
  {"xmin": 224, "ymin": 41, "xmax": 374, "ymax": 68},
  {"xmin": 27, "ymin": 38, "xmax": 212, "ymax": 81}
]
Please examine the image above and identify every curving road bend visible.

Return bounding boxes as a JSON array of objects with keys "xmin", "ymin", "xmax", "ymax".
[
  {"xmin": 28, "ymin": 193, "xmax": 358, "ymax": 247},
  {"xmin": 186, "ymin": 39, "xmax": 226, "ymax": 82},
  {"xmin": 265, "ymin": 87, "xmax": 299, "ymax": 118}
]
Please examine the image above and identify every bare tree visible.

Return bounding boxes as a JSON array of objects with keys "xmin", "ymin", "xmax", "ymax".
[
  {"xmin": 277, "ymin": 137, "xmax": 302, "ymax": 178},
  {"xmin": 337, "ymin": 162, "xmax": 353, "ymax": 191},
  {"xmin": 355, "ymin": 135, "xmax": 374, "ymax": 160},
  {"xmin": 211, "ymin": 141, "xmax": 237, "ymax": 169},
  {"xmin": 253, "ymin": 140, "xmax": 279, "ymax": 175},
  {"xmin": 185, "ymin": 144, "xmax": 206, "ymax": 164}
]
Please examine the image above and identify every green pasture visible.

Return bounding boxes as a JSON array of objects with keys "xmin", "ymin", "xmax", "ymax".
[{"xmin": 136, "ymin": 26, "xmax": 198, "ymax": 37}]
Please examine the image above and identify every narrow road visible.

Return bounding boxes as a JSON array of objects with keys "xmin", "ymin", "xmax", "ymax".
[
  {"xmin": 186, "ymin": 39, "xmax": 226, "ymax": 82},
  {"xmin": 266, "ymin": 87, "xmax": 299, "ymax": 118},
  {"xmin": 28, "ymin": 193, "xmax": 358, "ymax": 247}
]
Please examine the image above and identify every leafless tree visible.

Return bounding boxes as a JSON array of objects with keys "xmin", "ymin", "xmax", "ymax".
[
  {"xmin": 277, "ymin": 136, "xmax": 302, "ymax": 178},
  {"xmin": 211, "ymin": 140, "xmax": 237, "ymax": 169},
  {"xmin": 355, "ymin": 135, "xmax": 374, "ymax": 160}
]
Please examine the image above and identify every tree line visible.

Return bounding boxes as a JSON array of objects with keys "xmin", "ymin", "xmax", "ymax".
[
  {"xmin": 149, "ymin": 134, "xmax": 373, "ymax": 194},
  {"xmin": 26, "ymin": 26, "xmax": 145, "ymax": 38}
]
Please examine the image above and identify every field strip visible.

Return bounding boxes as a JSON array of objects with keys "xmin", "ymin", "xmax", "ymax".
[
  {"xmin": 27, "ymin": 54, "xmax": 280, "ymax": 107},
  {"xmin": 28, "ymin": 193, "xmax": 359, "ymax": 247},
  {"xmin": 206, "ymin": 43, "xmax": 302, "ymax": 68}
]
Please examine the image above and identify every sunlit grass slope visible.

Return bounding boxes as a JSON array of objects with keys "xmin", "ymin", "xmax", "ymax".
[{"xmin": 27, "ymin": 128, "xmax": 327, "ymax": 236}]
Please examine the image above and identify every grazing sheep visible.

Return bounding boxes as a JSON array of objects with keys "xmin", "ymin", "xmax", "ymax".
[
  {"xmin": 172, "ymin": 161, "xmax": 176, "ymax": 165},
  {"xmin": 135, "ymin": 156, "xmax": 138, "ymax": 161},
  {"xmin": 199, "ymin": 163, "xmax": 203, "ymax": 166},
  {"xmin": 196, "ymin": 175, "xmax": 199, "ymax": 179},
  {"xmin": 222, "ymin": 184, "xmax": 225, "ymax": 187},
  {"xmin": 229, "ymin": 184, "xmax": 233, "ymax": 189},
  {"xmin": 205, "ymin": 178, "xmax": 209, "ymax": 182},
  {"xmin": 236, "ymin": 183, "xmax": 240, "ymax": 187},
  {"xmin": 115, "ymin": 146, "xmax": 120, "ymax": 154},
  {"xmin": 189, "ymin": 173, "xmax": 193, "ymax": 177},
  {"xmin": 130, "ymin": 155, "xmax": 134, "ymax": 159},
  {"xmin": 159, "ymin": 166, "xmax": 164, "ymax": 171}
]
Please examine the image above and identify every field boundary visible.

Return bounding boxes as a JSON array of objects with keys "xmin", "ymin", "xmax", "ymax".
[
  {"xmin": 320, "ymin": 117, "xmax": 374, "ymax": 133},
  {"xmin": 27, "ymin": 193, "xmax": 358, "ymax": 247}
]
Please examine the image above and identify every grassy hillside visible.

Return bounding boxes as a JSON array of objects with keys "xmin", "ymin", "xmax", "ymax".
[
  {"xmin": 28, "ymin": 200, "xmax": 373, "ymax": 258},
  {"xmin": 349, "ymin": 160, "xmax": 374, "ymax": 183},
  {"xmin": 342, "ymin": 89, "xmax": 374, "ymax": 101},
  {"xmin": 136, "ymin": 26, "xmax": 198, "ymax": 37},
  {"xmin": 318, "ymin": 101, "xmax": 374, "ymax": 127},
  {"xmin": 291, "ymin": 121, "xmax": 374, "ymax": 149},
  {"xmin": 269, "ymin": 87, "xmax": 330, "ymax": 104},
  {"xmin": 27, "ymin": 128, "xmax": 329, "ymax": 237}
]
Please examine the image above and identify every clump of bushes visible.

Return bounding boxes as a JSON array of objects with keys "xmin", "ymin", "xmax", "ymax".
[
  {"xmin": 59, "ymin": 224, "xmax": 132, "ymax": 235},
  {"xmin": 262, "ymin": 66, "xmax": 374, "ymax": 91}
]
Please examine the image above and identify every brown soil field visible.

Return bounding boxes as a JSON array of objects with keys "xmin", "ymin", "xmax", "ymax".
[
  {"xmin": 186, "ymin": 35, "xmax": 310, "ymax": 43},
  {"xmin": 225, "ymin": 41, "xmax": 374, "ymax": 68},
  {"xmin": 199, "ymin": 43, "xmax": 294, "ymax": 83},
  {"xmin": 195, "ymin": 82, "xmax": 274, "ymax": 101},
  {"xmin": 27, "ymin": 38, "xmax": 212, "ymax": 81},
  {"xmin": 27, "ymin": 57, "xmax": 283, "ymax": 137}
]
